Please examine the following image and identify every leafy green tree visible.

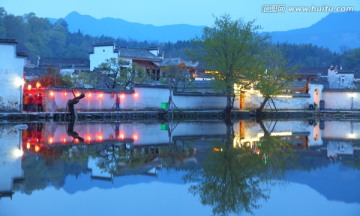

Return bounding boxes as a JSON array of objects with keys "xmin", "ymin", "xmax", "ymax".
[
  {"xmin": 160, "ymin": 65, "xmax": 192, "ymax": 114},
  {"xmin": 193, "ymin": 15, "xmax": 268, "ymax": 114},
  {"xmin": 342, "ymin": 48, "xmax": 360, "ymax": 71},
  {"xmin": 96, "ymin": 58, "xmax": 152, "ymax": 89},
  {"xmin": 255, "ymin": 47, "xmax": 297, "ymax": 113}
]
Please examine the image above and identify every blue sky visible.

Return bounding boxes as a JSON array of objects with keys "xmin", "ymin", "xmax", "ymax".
[{"xmin": 1, "ymin": 0, "xmax": 360, "ymax": 31}]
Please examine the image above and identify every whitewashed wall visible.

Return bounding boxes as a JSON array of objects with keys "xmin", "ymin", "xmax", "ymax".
[
  {"xmin": 44, "ymin": 86, "xmax": 231, "ymax": 111},
  {"xmin": 243, "ymin": 92, "xmax": 311, "ymax": 110},
  {"xmin": 89, "ymin": 45, "xmax": 117, "ymax": 70},
  {"xmin": 322, "ymin": 91, "xmax": 360, "ymax": 110},
  {"xmin": 0, "ymin": 42, "xmax": 26, "ymax": 111}
]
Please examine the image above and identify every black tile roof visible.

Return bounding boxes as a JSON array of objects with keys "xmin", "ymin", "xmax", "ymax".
[
  {"xmin": 116, "ymin": 47, "xmax": 162, "ymax": 62},
  {"xmin": 39, "ymin": 57, "xmax": 90, "ymax": 68}
]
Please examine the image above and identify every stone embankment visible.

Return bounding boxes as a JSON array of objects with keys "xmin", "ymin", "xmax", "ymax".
[{"xmin": 0, "ymin": 110, "xmax": 358, "ymax": 122}]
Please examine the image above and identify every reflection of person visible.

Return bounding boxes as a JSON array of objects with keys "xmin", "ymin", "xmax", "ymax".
[
  {"xmin": 115, "ymin": 95, "xmax": 121, "ymax": 111},
  {"xmin": 36, "ymin": 93, "xmax": 43, "ymax": 112}
]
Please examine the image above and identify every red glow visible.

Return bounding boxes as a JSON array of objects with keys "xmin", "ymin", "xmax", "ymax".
[
  {"xmin": 97, "ymin": 134, "xmax": 103, "ymax": 141},
  {"xmin": 98, "ymin": 93, "xmax": 104, "ymax": 99},
  {"xmin": 35, "ymin": 145, "xmax": 40, "ymax": 152},
  {"xmin": 26, "ymin": 142, "xmax": 30, "ymax": 150},
  {"xmin": 120, "ymin": 93, "xmax": 125, "ymax": 99},
  {"xmin": 119, "ymin": 133, "xmax": 125, "ymax": 140},
  {"xmin": 75, "ymin": 92, "xmax": 81, "ymax": 97},
  {"xmin": 133, "ymin": 92, "xmax": 139, "ymax": 98},
  {"xmin": 48, "ymin": 136, "xmax": 53, "ymax": 144},
  {"xmin": 74, "ymin": 139, "xmax": 79, "ymax": 143},
  {"xmin": 27, "ymin": 84, "xmax": 32, "ymax": 91},
  {"xmin": 61, "ymin": 136, "xmax": 67, "ymax": 143},
  {"xmin": 49, "ymin": 91, "xmax": 54, "ymax": 97},
  {"xmin": 132, "ymin": 134, "xmax": 138, "ymax": 141},
  {"xmin": 63, "ymin": 91, "xmax": 67, "ymax": 97},
  {"xmin": 86, "ymin": 135, "xmax": 91, "ymax": 142}
]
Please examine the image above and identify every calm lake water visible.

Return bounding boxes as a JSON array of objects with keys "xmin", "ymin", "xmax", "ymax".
[{"xmin": 1, "ymin": 120, "xmax": 360, "ymax": 216}]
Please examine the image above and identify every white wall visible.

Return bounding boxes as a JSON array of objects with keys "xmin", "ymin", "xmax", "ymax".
[
  {"xmin": 243, "ymin": 92, "xmax": 310, "ymax": 110},
  {"xmin": 44, "ymin": 87, "xmax": 231, "ymax": 111},
  {"xmin": 89, "ymin": 45, "xmax": 117, "ymax": 71},
  {"xmin": 0, "ymin": 42, "xmax": 26, "ymax": 111},
  {"xmin": 322, "ymin": 91, "xmax": 360, "ymax": 110}
]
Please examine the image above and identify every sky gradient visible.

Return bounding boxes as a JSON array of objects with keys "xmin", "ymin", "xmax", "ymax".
[{"xmin": 1, "ymin": 0, "xmax": 360, "ymax": 31}]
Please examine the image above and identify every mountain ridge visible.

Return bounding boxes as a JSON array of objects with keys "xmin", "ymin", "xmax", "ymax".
[{"xmin": 52, "ymin": 11, "xmax": 360, "ymax": 51}]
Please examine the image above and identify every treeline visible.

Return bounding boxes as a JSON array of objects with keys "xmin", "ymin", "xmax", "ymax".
[{"xmin": 1, "ymin": 7, "xmax": 359, "ymax": 70}]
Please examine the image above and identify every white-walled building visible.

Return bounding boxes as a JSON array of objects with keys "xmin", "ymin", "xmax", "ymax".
[
  {"xmin": 89, "ymin": 42, "xmax": 162, "ymax": 80},
  {"xmin": 0, "ymin": 39, "xmax": 27, "ymax": 111}
]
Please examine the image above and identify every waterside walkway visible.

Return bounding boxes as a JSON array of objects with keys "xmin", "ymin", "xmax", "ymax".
[{"xmin": 0, "ymin": 109, "xmax": 360, "ymax": 122}]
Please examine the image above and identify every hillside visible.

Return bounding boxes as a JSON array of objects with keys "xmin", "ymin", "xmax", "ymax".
[
  {"xmin": 268, "ymin": 11, "xmax": 360, "ymax": 51},
  {"xmin": 53, "ymin": 11, "xmax": 360, "ymax": 51},
  {"xmin": 61, "ymin": 11, "xmax": 204, "ymax": 42}
]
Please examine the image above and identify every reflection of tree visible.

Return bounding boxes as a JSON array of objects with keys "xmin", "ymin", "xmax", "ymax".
[{"xmin": 184, "ymin": 121, "xmax": 294, "ymax": 216}]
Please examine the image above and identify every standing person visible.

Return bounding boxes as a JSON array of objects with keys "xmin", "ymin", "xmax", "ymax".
[
  {"xmin": 23, "ymin": 94, "xmax": 29, "ymax": 112},
  {"xmin": 115, "ymin": 94, "xmax": 121, "ymax": 111},
  {"xmin": 28, "ymin": 94, "xmax": 34, "ymax": 112},
  {"xmin": 36, "ymin": 93, "xmax": 43, "ymax": 112}
]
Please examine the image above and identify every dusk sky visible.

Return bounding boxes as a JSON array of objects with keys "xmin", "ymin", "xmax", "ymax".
[{"xmin": 2, "ymin": 0, "xmax": 360, "ymax": 31}]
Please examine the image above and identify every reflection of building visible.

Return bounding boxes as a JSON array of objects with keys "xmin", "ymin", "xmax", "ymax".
[
  {"xmin": 0, "ymin": 124, "xmax": 24, "ymax": 199},
  {"xmin": 3, "ymin": 120, "xmax": 360, "ymax": 197}
]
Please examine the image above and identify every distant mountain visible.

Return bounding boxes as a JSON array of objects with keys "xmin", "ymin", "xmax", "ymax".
[
  {"xmin": 268, "ymin": 11, "xmax": 360, "ymax": 52},
  {"xmin": 52, "ymin": 11, "xmax": 360, "ymax": 51},
  {"xmin": 58, "ymin": 11, "xmax": 204, "ymax": 42}
]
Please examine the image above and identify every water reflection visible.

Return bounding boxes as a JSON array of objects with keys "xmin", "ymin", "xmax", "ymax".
[{"xmin": 1, "ymin": 119, "xmax": 360, "ymax": 215}]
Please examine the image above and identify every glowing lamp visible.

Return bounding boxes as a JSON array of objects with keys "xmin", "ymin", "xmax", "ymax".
[
  {"xmin": 26, "ymin": 142, "xmax": 31, "ymax": 150},
  {"xmin": 98, "ymin": 93, "xmax": 104, "ymax": 99},
  {"xmin": 48, "ymin": 136, "xmax": 53, "ymax": 144},
  {"xmin": 35, "ymin": 145, "xmax": 40, "ymax": 152},
  {"xmin": 87, "ymin": 93, "xmax": 92, "ymax": 98},
  {"xmin": 63, "ymin": 92, "xmax": 67, "ymax": 97},
  {"xmin": 119, "ymin": 133, "xmax": 125, "ymax": 140},
  {"xmin": 133, "ymin": 92, "xmax": 139, "ymax": 98},
  {"xmin": 97, "ymin": 135, "xmax": 103, "ymax": 141},
  {"xmin": 27, "ymin": 84, "xmax": 32, "ymax": 91},
  {"xmin": 49, "ymin": 91, "xmax": 54, "ymax": 97},
  {"xmin": 132, "ymin": 134, "xmax": 138, "ymax": 141},
  {"xmin": 86, "ymin": 135, "xmax": 91, "ymax": 142},
  {"xmin": 36, "ymin": 82, "xmax": 41, "ymax": 88},
  {"xmin": 213, "ymin": 148, "xmax": 223, "ymax": 152},
  {"xmin": 120, "ymin": 93, "xmax": 125, "ymax": 99}
]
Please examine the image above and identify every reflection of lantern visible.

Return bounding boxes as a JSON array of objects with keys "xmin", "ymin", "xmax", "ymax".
[
  {"xmin": 35, "ymin": 145, "xmax": 40, "ymax": 152},
  {"xmin": 27, "ymin": 84, "xmax": 32, "ymax": 91},
  {"xmin": 36, "ymin": 82, "xmax": 41, "ymax": 88}
]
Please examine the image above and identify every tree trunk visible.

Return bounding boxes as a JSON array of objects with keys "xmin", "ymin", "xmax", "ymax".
[{"xmin": 67, "ymin": 93, "xmax": 85, "ymax": 120}]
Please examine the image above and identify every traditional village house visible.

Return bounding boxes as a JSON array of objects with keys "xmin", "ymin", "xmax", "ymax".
[
  {"xmin": 0, "ymin": 39, "xmax": 27, "ymax": 111},
  {"xmin": 89, "ymin": 42, "xmax": 162, "ymax": 80},
  {"xmin": 158, "ymin": 57, "xmax": 199, "ymax": 80}
]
